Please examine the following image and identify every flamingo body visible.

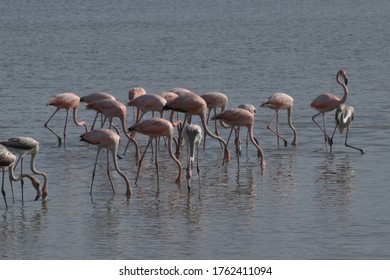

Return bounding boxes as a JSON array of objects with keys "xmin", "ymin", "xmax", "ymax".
[
  {"xmin": 128, "ymin": 117, "xmax": 182, "ymax": 187},
  {"xmin": 80, "ymin": 129, "xmax": 132, "ymax": 196},
  {"xmin": 261, "ymin": 92, "xmax": 297, "ymax": 146},
  {"xmin": 128, "ymin": 87, "xmax": 147, "ymax": 100}
]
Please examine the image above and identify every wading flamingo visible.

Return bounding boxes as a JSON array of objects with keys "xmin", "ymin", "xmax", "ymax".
[
  {"xmin": 200, "ymin": 91, "xmax": 228, "ymax": 148},
  {"xmin": 211, "ymin": 108, "xmax": 266, "ymax": 167},
  {"xmin": 80, "ymin": 92, "xmax": 116, "ymax": 129},
  {"xmin": 86, "ymin": 99, "xmax": 140, "ymax": 164},
  {"xmin": 237, "ymin": 103, "xmax": 258, "ymax": 153},
  {"xmin": 1, "ymin": 144, "xmax": 41, "ymax": 207},
  {"xmin": 330, "ymin": 104, "xmax": 364, "ymax": 154},
  {"xmin": 1, "ymin": 137, "xmax": 48, "ymax": 201},
  {"xmin": 80, "ymin": 129, "xmax": 132, "ymax": 197},
  {"xmin": 260, "ymin": 92, "xmax": 297, "ymax": 147},
  {"xmin": 127, "ymin": 117, "xmax": 182, "ymax": 187},
  {"xmin": 311, "ymin": 69, "xmax": 348, "ymax": 148},
  {"xmin": 128, "ymin": 87, "xmax": 147, "ymax": 122},
  {"xmin": 45, "ymin": 92, "xmax": 89, "ymax": 145},
  {"xmin": 162, "ymin": 92, "xmax": 230, "ymax": 163},
  {"xmin": 183, "ymin": 124, "xmax": 203, "ymax": 190},
  {"xmin": 123, "ymin": 94, "xmax": 168, "ymax": 155}
]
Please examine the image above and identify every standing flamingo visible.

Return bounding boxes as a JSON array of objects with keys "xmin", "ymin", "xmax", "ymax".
[
  {"xmin": 311, "ymin": 69, "xmax": 349, "ymax": 148},
  {"xmin": 183, "ymin": 124, "xmax": 203, "ymax": 190},
  {"xmin": 1, "ymin": 137, "xmax": 48, "ymax": 201},
  {"xmin": 45, "ymin": 92, "xmax": 88, "ymax": 145},
  {"xmin": 127, "ymin": 117, "xmax": 182, "ymax": 187},
  {"xmin": 1, "ymin": 144, "xmax": 41, "ymax": 207},
  {"xmin": 237, "ymin": 103, "xmax": 258, "ymax": 153},
  {"xmin": 200, "ymin": 91, "xmax": 228, "ymax": 148},
  {"xmin": 80, "ymin": 92, "xmax": 116, "ymax": 129},
  {"xmin": 260, "ymin": 92, "xmax": 297, "ymax": 147},
  {"xmin": 86, "ymin": 99, "xmax": 140, "ymax": 164},
  {"xmin": 211, "ymin": 108, "xmax": 266, "ymax": 167},
  {"xmin": 80, "ymin": 129, "xmax": 132, "ymax": 197},
  {"xmin": 329, "ymin": 104, "xmax": 364, "ymax": 154},
  {"xmin": 162, "ymin": 92, "xmax": 230, "ymax": 163},
  {"xmin": 128, "ymin": 87, "xmax": 147, "ymax": 122}
]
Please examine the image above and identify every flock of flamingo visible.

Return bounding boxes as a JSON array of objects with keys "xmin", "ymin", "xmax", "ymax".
[{"xmin": 0, "ymin": 68, "xmax": 364, "ymax": 208}]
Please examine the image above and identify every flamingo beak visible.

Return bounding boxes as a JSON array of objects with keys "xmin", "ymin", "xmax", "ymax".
[{"xmin": 345, "ymin": 78, "xmax": 348, "ymax": 86}]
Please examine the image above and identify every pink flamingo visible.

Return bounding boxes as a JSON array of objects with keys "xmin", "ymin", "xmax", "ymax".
[
  {"xmin": 236, "ymin": 103, "xmax": 258, "ymax": 153},
  {"xmin": 330, "ymin": 104, "xmax": 364, "ymax": 154},
  {"xmin": 80, "ymin": 129, "xmax": 132, "ymax": 197},
  {"xmin": 86, "ymin": 99, "xmax": 140, "ymax": 164},
  {"xmin": 162, "ymin": 92, "xmax": 230, "ymax": 162},
  {"xmin": 80, "ymin": 92, "xmax": 116, "ymax": 129},
  {"xmin": 127, "ymin": 117, "xmax": 182, "ymax": 187},
  {"xmin": 123, "ymin": 94, "xmax": 168, "ymax": 155},
  {"xmin": 168, "ymin": 87, "xmax": 194, "ymax": 96},
  {"xmin": 311, "ymin": 69, "xmax": 348, "ymax": 148},
  {"xmin": 128, "ymin": 87, "xmax": 147, "ymax": 122},
  {"xmin": 1, "ymin": 137, "xmax": 48, "ymax": 202},
  {"xmin": 211, "ymin": 108, "xmax": 266, "ymax": 167},
  {"xmin": 45, "ymin": 92, "xmax": 89, "ymax": 145},
  {"xmin": 200, "ymin": 91, "xmax": 228, "ymax": 148},
  {"xmin": 1, "ymin": 144, "xmax": 41, "ymax": 207},
  {"xmin": 260, "ymin": 92, "xmax": 297, "ymax": 147}
]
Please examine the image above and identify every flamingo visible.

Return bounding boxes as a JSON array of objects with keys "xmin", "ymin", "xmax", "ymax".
[
  {"xmin": 85, "ymin": 99, "xmax": 140, "ymax": 164},
  {"xmin": 168, "ymin": 87, "xmax": 194, "ymax": 96},
  {"xmin": 260, "ymin": 92, "xmax": 297, "ymax": 147},
  {"xmin": 123, "ymin": 94, "xmax": 168, "ymax": 155},
  {"xmin": 162, "ymin": 91, "xmax": 230, "ymax": 163},
  {"xmin": 80, "ymin": 129, "xmax": 132, "ymax": 197},
  {"xmin": 211, "ymin": 108, "xmax": 266, "ymax": 167},
  {"xmin": 200, "ymin": 91, "xmax": 228, "ymax": 148},
  {"xmin": 1, "ymin": 144, "xmax": 41, "ymax": 207},
  {"xmin": 329, "ymin": 104, "xmax": 364, "ymax": 154},
  {"xmin": 80, "ymin": 92, "xmax": 116, "ymax": 129},
  {"xmin": 127, "ymin": 117, "xmax": 182, "ymax": 187},
  {"xmin": 183, "ymin": 124, "xmax": 203, "ymax": 190},
  {"xmin": 237, "ymin": 103, "xmax": 258, "ymax": 153},
  {"xmin": 311, "ymin": 69, "xmax": 349, "ymax": 148},
  {"xmin": 128, "ymin": 87, "xmax": 147, "ymax": 122},
  {"xmin": 45, "ymin": 92, "xmax": 89, "ymax": 145},
  {"xmin": 0, "ymin": 137, "xmax": 48, "ymax": 201}
]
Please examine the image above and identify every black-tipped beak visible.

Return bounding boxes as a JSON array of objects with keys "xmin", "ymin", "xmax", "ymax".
[{"xmin": 345, "ymin": 78, "xmax": 348, "ymax": 86}]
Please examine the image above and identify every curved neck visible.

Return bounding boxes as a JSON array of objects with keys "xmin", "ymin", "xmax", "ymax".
[
  {"xmin": 72, "ymin": 108, "xmax": 88, "ymax": 132},
  {"xmin": 30, "ymin": 149, "xmax": 48, "ymax": 195},
  {"xmin": 336, "ymin": 73, "xmax": 349, "ymax": 104},
  {"xmin": 287, "ymin": 107, "xmax": 297, "ymax": 145}
]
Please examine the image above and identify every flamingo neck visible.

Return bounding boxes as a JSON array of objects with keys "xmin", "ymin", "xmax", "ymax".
[{"xmin": 336, "ymin": 73, "xmax": 349, "ymax": 104}]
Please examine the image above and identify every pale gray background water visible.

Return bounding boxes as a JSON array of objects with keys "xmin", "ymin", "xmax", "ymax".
[{"xmin": 1, "ymin": 0, "xmax": 389, "ymax": 259}]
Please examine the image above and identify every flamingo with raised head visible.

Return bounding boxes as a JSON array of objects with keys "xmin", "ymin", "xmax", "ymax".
[
  {"xmin": 1, "ymin": 137, "xmax": 48, "ymax": 201},
  {"xmin": 45, "ymin": 92, "xmax": 89, "ymax": 145},
  {"xmin": 80, "ymin": 129, "xmax": 132, "ymax": 197},
  {"xmin": 260, "ymin": 92, "xmax": 297, "ymax": 147},
  {"xmin": 183, "ymin": 124, "xmax": 203, "ymax": 190},
  {"xmin": 311, "ymin": 69, "xmax": 348, "ymax": 148},
  {"xmin": 211, "ymin": 108, "xmax": 266, "ymax": 167},
  {"xmin": 330, "ymin": 104, "xmax": 364, "ymax": 154},
  {"xmin": 128, "ymin": 117, "xmax": 182, "ymax": 187},
  {"xmin": 1, "ymin": 144, "xmax": 41, "ymax": 207}
]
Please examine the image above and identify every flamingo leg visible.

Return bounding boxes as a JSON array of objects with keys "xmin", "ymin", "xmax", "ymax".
[
  {"xmin": 154, "ymin": 138, "xmax": 160, "ymax": 188},
  {"xmin": 106, "ymin": 149, "xmax": 115, "ymax": 194},
  {"xmin": 135, "ymin": 139, "xmax": 152, "ymax": 184},
  {"xmin": 2, "ymin": 170, "xmax": 8, "ymax": 208},
  {"xmin": 90, "ymin": 148, "xmax": 100, "ymax": 195},
  {"xmin": 267, "ymin": 110, "xmax": 288, "ymax": 147},
  {"xmin": 312, "ymin": 112, "xmax": 330, "ymax": 148},
  {"xmin": 44, "ymin": 108, "xmax": 62, "ymax": 144},
  {"xmin": 63, "ymin": 109, "xmax": 70, "ymax": 145},
  {"xmin": 196, "ymin": 142, "xmax": 201, "ymax": 189},
  {"xmin": 345, "ymin": 127, "xmax": 365, "ymax": 154}
]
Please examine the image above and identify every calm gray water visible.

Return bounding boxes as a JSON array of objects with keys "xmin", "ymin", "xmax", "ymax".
[{"xmin": 1, "ymin": 0, "xmax": 390, "ymax": 259}]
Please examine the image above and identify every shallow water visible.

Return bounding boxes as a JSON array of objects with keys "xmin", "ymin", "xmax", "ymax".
[{"xmin": 1, "ymin": 0, "xmax": 390, "ymax": 259}]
